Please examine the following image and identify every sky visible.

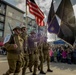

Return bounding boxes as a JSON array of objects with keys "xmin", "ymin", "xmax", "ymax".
[
  {"xmin": 4, "ymin": 0, "xmax": 76, "ymax": 19},
  {"xmin": 4, "ymin": 0, "xmax": 25, "ymax": 10},
  {"xmin": 4, "ymin": 0, "xmax": 76, "ymax": 42}
]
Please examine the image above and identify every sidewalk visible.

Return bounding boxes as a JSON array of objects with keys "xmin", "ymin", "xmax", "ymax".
[
  {"xmin": 0, "ymin": 55, "xmax": 7, "ymax": 62},
  {"xmin": 0, "ymin": 61, "xmax": 76, "ymax": 75},
  {"xmin": 0, "ymin": 55, "xmax": 76, "ymax": 75}
]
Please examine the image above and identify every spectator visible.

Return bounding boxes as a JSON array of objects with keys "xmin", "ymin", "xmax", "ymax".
[
  {"xmin": 67, "ymin": 48, "xmax": 72, "ymax": 64},
  {"xmin": 53, "ymin": 49, "xmax": 57, "ymax": 62},
  {"xmin": 57, "ymin": 49, "xmax": 61, "ymax": 62},
  {"xmin": 73, "ymin": 46, "xmax": 76, "ymax": 64},
  {"xmin": 49, "ymin": 48, "xmax": 54, "ymax": 62},
  {"xmin": 62, "ymin": 49, "xmax": 67, "ymax": 63}
]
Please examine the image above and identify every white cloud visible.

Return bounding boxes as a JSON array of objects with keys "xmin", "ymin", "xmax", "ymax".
[
  {"xmin": 16, "ymin": 0, "xmax": 25, "ymax": 11},
  {"xmin": 73, "ymin": 4, "xmax": 76, "ymax": 18},
  {"xmin": 16, "ymin": 2, "xmax": 25, "ymax": 11},
  {"xmin": 4, "ymin": 0, "xmax": 76, "ymax": 42}
]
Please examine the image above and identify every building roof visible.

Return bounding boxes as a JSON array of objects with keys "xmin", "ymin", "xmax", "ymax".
[{"xmin": 1, "ymin": 0, "xmax": 25, "ymax": 13}]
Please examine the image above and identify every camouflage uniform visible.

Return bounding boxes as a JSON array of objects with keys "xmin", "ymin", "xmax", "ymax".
[
  {"xmin": 3, "ymin": 33, "xmax": 24, "ymax": 75},
  {"xmin": 28, "ymin": 32, "xmax": 39, "ymax": 75},
  {"xmin": 32, "ymin": 47, "xmax": 39, "ymax": 75},
  {"xmin": 38, "ymin": 44, "xmax": 44, "ymax": 71},
  {"xmin": 43, "ymin": 42, "xmax": 53, "ymax": 72},
  {"xmin": 38, "ymin": 43, "xmax": 45, "ymax": 73},
  {"xmin": 4, "ymin": 35, "xmax": 23, "ymax": 75},
  {"xmin": 21, "ymin": 31, "xmax": 29, "ymax": 75}
]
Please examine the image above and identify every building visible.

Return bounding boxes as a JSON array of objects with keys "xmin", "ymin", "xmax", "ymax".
[
  {"xmin": 24, "ymin": 16, "xmax": 47, "ymax": 36},
  {"xmin": 0, "ymin": 0, "xmax": 25, "ymax": 42},
  {"xmin": 24, "ymin": 16, "xmax": 38, "ymax": 35}
]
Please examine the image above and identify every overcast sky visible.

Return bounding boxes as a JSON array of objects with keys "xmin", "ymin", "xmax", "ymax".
[
  {"xmin": 4, "ymin": 0, "xmax": 76, "ymax": 17},
  {"xmin": 4, "ymin": 0, "xmax": 76, "ymax": 41}
]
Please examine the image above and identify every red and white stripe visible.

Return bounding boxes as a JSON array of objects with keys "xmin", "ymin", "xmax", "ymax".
[{"xmin": 27, "ymin": 0, "xmax": 45, "ymax": 26}]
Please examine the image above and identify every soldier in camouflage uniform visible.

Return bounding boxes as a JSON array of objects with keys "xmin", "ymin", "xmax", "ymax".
[
  {"xmin": 37, "ymin": 35, "xmax": 46, "ymax": 74},
  {"xmin": 43, "ymin": 42, "xmax": 53, "ymax": 72},
  {"xmin": 28, "ymin": 31, "xmax": 39, "ymax": 75},
  {"xmin": 38, "ymin": 42, "xmax": 46, "ymax": 74},
  {"xmin": 20, "ymin": 26, "xmax": 29, "ymax": 75},
  {"xmin": 3, "ymin": 26, "xmax": 24, "ymax": 75}
]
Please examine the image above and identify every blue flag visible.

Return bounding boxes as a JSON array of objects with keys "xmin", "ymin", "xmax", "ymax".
[{"xmin": 48, "ymin": 16, "xmax": 60, "ymax": 34}]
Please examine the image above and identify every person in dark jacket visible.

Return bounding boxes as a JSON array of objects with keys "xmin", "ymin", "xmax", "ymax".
[{"xmin": 73, "ymin": 46, "xmax": 76, "ymax": 64}]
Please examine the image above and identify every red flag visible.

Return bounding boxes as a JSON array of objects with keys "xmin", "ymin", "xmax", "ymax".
[{"xmin": 27, "ymin": 0, "xmax": 45, "ymax": 26}]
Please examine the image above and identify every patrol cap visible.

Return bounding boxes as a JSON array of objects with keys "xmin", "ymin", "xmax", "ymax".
[
  {"xmin": 21, "ymin": 25, "xmax": 26, "ymax": 29},
  {"xmin": 13, "ymin": 26, "xmax": 21, "ymax": 31},
  {"xmin": 30, "ymin": 31, "xmax": 36, "ymax": 34}
]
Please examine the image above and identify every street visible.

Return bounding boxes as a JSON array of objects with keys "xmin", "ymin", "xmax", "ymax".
[{"xmin": 0, "ymin": 55, "xmax": 76, "ymax": 75}]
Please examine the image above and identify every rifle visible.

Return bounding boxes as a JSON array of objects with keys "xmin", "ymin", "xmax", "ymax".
[
  {"xmin": 8, "ymin": 23, "xmax": 13, "ymax": 34},
  {"xmin": 8, "ymin": 23, "xmax": 16, "ymax": 44}
]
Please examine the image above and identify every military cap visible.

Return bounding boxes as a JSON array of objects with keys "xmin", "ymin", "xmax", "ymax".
[
  {"xmin": 21, "ymin": 25, "xmax": 26, "ymax": 28},
  {"xmin": 13, "ymin": 26, "xmax": 21, "ymax": 31}
]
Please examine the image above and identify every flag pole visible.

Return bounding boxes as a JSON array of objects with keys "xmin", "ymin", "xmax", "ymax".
[
  {"xmin": 25, "ymin": 0, "xmax": 28, "ymax": 28},
  {"xmin": 25, "ymin": 0, "xmax": 28, "ymax": 50}
]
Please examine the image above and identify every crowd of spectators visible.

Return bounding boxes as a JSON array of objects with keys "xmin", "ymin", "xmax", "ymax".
[{"xmin": 49, "ymin": 45, "xmax": 76, "ymax": 64}]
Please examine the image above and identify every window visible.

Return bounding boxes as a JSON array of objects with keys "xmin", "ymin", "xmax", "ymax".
[
  {"xmin": 0, "ymin": 15, "xmax": 4, "ymax": 22},
  {"xmin": 6, "ymin": 18, "xmax": 12, "ymax": 31},
  {"xmin": 6, "ymin": 19, "xmax": 13, "ymax": 30},
  {"xmin": 16, "ymin": 21, "xmax": 21, "ymax": 26},
  {"xmin": 0, "ymin": 30, "xmax": 3, "ymax": 37},
  {"xmin": 16, "ymin": 16, "xmax": 20, "ymax": 20},
  {"xmin": 8, "ymin": 12, "xmax": 13, "ymax": 17},
  {"xmin": 0, "ymin": 4, "xmax": 5, "ymax": 14},
  {"xmin": 8, "ymin": 18, "xmax": 12, "ymax": 23},
  {"xmin": 0, "ymin": 23, "xmax": 4, "ymax": 30}
]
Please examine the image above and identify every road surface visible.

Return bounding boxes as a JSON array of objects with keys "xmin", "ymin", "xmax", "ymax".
[{"xmin": 0, "ymin": 55, "xmax": 76, "ymax": 75}]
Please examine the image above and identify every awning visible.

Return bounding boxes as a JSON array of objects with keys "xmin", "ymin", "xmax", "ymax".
[{"xmin": 53, "ymin": 40, "xmax": 65, "ymax": 44}]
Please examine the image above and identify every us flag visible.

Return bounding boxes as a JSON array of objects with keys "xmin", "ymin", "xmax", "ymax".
[{"xmin": 27, "ymin": 0, "xmax": 45, "ymax": 26}]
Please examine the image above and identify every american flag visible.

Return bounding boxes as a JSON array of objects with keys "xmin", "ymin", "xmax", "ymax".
[{"xmin": 27, "ymin": 0, "xmax": 45, "ymax": 26}]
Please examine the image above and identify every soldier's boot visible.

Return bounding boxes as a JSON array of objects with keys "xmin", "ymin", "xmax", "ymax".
[
  {"xmin": 47, "ymin": 61, "xmax": 53, "ymax": 72},
  {"xmin": 33, "ymin": 65, "xmax": 37, "ymax": 75},
  {"xmin": 13, "ymin": 73, "xmax": 19, "ymax": 75},
  {"xmin": 47, "ymin": 69, "xmax": 53, "ymax": 72},
  {"xmin": 32, "ymin": 73, "xmax": 37, "ymax": 75},
  {"xmin": 22, "ymin": 68, "xmax": 26, "ymax": 75},
  {"xmin": 40, "ymin": 71, "xmax": 46, "ymax": 74}
]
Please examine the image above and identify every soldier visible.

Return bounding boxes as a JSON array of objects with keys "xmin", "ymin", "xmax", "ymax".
[
  {"xmin": 3, "ymin": 26, "xmax": 24, "ymax": 75},
  {"xmin": 28, "ymin": 31, "xmax": 39, "ymax": 75},
  {"xmin": 43, "ymin": 41, "xmax": 53, "ymax": 72},
  {"xmin": 38, "ymin": 42, "xmax": 46, "ymax": 74},
  {"xmin": 20, "ymin": 25, "xmax": 29, "ymax": 75},
  {"xmin": 37, "ymin": 35, "xmax": 46, "ymax": 74}
]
